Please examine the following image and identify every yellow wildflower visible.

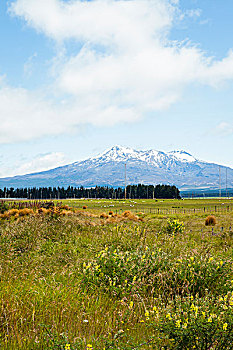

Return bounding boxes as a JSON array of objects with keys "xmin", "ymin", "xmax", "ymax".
[{"xmin": 223, "ymin": 323, "xmax": 228, "ymax": 330}]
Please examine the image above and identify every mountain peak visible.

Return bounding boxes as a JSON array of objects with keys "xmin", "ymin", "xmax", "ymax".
[
  {"xmin": 167, "ymin": 150, "xmax": 196, "ymax": 163},
  {"xmin": 91, "ymin": 145, "xmax": 196, "ymax": 164},
  {"xmin": 91, "ymin": 145, "xmax": 140, "ymax": 162}
]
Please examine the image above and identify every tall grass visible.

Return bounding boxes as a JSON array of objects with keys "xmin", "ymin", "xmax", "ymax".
[{"xmin": 0, "ymin": 204, "xmax": 232, "ymax": 349}]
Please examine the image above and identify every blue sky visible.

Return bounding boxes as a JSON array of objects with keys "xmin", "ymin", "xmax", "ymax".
[{"xmin": 1, "ymin": 0, "xmax": 233, "ymax": 176}]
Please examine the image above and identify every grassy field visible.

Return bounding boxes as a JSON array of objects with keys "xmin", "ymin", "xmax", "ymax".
[{"xmin": 0, "ymin": 199, "xmax": 232, "ymax": 349}]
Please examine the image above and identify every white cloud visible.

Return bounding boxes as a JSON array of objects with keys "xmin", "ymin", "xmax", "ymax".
[
  {"xmin": 214, "ymin": 122, "xmax": 233, "ymax": 136},
  {"xmin": 2, "ymin": 0, "xmax": 233, "ymax": 144},
  {"xmin": 24, "ymin": 52, "xmax": 37, "ymax": 77},
  {"xmin": 15, "ymin": 152, "xmax": 67, "ymax": 175},
  {"xmin": 0, "ymin": 152, "xmax": 67, "ymax": 177}
]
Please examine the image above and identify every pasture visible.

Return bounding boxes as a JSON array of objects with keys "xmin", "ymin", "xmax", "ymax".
[{"xmin": 0, "ymin": 198, "xmax": 232, "ymax": 349}]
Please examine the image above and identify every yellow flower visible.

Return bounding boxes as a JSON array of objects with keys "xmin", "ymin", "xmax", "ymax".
[
  {"xmin": 145, "ymin": 311, "xmax": 150, "ymax": 317},
  {"xmin": 65, "ymin": 345, "xmax": 71, "ymax": 350},
  {"xmin": 176, "ymin": 320, "xmax": 181, "ymax": 328},
  {"xmin": 166, "ymin": 313, "xmax": 172, "ymax": 320},
  {"xmin": 86, "ymin": 345, "xmax": 93, "ymax": 350},
  {"xmin": 208, "ymin": 317, "xmax": 212, "ymax": 323},
  {"xmin": 183, "ymin": 323, "xmax": 188, "ymax": 329},
  {"xmin": 223, "ymin": 323, "xmax": 228, "ymax": 331},
  {"xmin": 129, "ymin": 301, "xmax": 134, "ymax": 309}
]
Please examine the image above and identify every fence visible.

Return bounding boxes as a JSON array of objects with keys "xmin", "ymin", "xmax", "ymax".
[{"xmin": 114, "ymin": 206, "xmax": 233, "ymax": 215}]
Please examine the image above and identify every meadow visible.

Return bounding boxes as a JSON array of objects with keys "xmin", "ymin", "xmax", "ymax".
[{"xmin": 0, "ymin": 198, "xmax": 232, "ymax": 349}]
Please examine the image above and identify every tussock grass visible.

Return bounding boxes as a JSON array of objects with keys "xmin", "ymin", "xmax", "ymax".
[{"xmin": 205, "ymin": 215, "xmax": 217, "ymax": 226}]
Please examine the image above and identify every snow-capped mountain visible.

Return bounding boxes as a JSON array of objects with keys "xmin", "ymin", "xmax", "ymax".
[
  {"xmin": 89, "ymin": 146, "xmax": 196, "ymax": 167},
  {"xmin": 0, "ymin": 145, "xmax": 232, "ymax": 190}
]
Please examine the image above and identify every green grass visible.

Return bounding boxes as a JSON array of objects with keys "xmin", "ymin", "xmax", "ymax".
[
  {"xmin": 55, "ymin": 197, "xmax": 233, "ymax": 214},
  {"xmin": 0, "ymin": 199, "xmax": 232, "ymax": 349}
]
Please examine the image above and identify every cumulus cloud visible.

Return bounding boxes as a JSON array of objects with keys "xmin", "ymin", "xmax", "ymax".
[
  {"xmin": 1, "ymin": 0, "xmax": 233, "ymax": 144},
  {"xmin": 0, "ymin": 152, "xmax": 67, "ymax": 177},
  {"xmin": 15, "ymin": 152, "xmax": 67, "ymax": 175}
]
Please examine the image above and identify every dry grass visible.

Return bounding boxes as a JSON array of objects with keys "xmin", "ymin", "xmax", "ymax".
[
  {"xmin": 205, "ymin": 215, "xmax": 217, "ymax": 226},
  {"xmin": 100, "ymin": 212, "xmax": 109, "ymax": 219}
]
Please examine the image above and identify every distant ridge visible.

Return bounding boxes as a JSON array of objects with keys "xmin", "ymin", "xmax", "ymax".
[{"xmin": 0, "ymin": 145, "xmax": 233, "ymax": 190}]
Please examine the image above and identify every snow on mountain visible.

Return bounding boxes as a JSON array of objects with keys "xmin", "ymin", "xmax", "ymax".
[
  {"xmin": 167, "ymin": 150, "xmax": 196, "ymax": 163},
  {"xmin": 90, "ymin": 145, "xmax": 196, "ymax": 166},
  {"xmin": 0, "ymin": 145, "xmax": 232, "ymax": 190}
]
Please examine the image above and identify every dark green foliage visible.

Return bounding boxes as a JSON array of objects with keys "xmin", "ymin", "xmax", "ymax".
[{"xmin": 0, "ymin": 184, "xmax": 181, "ymax": 200}]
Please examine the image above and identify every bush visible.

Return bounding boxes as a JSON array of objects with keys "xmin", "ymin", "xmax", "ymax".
[
  {"xmin": 205, "ymin": 215, "xmax": 216, "ymax": 226},
  {"xmin": 155, "ymin": 294, "xmax": 233, "ymax": 349},
  {"xmin": 165, "ymin": 218, "xmax": 184, "ymax": 235}
]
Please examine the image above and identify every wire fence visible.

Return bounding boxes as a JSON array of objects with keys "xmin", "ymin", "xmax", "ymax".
[{"xmin": 114, "ymin": 206, "xmax": 233, "ymax": 215}]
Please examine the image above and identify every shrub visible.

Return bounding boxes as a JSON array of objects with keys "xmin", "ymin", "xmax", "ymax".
[
  {"xmin": 165, "ymin": 218, "xmax": 184, "ymax": 235},
  {"xmin": 155, "ymin": 295, "xmax": 233, "ymax": 349},
  {"xmin": 205, "ymin": 215, "xmax": 216, "ymax": 226}
]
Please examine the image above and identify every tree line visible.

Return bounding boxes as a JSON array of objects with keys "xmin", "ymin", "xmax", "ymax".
[{"xmin": 0, "ymin": 184, "xmax": 180, "ymax": 200}]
